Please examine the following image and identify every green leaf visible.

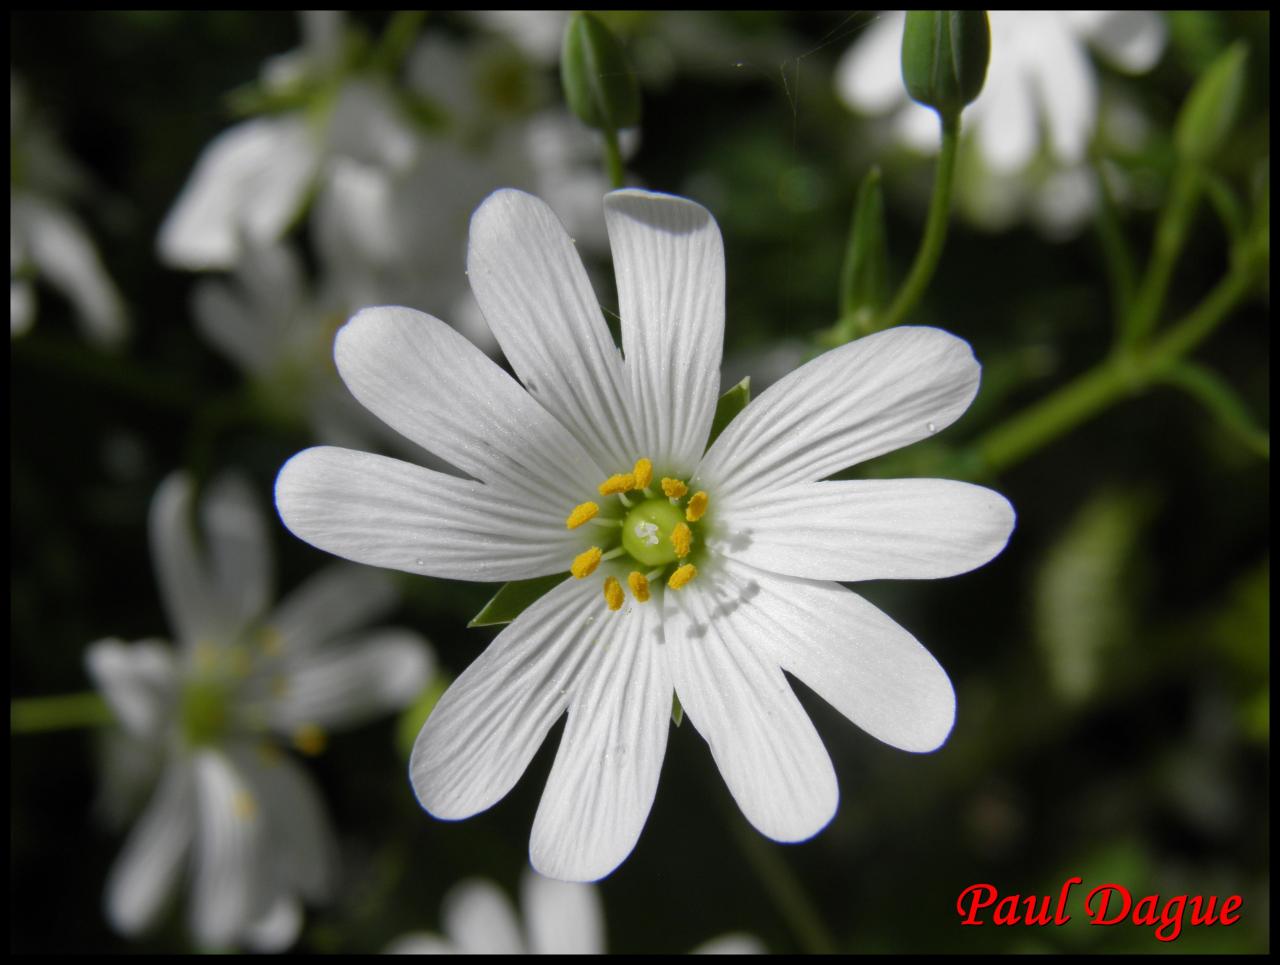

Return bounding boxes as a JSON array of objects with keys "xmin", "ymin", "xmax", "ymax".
[
  {"xmin": 671, "ymin": 692, "xmax": 684, "ymax": 727},
  {"xmin": 707, "ymin": 377, "xmax": 751, "ymax": 448},
  {"xmin": 468, "ymin": 573, "xmax": 569, "ymax": 628},
  {"xmin": 838, "ymin": 166, "xmax": 890, "ymax": 328},
  {"xmin": 901, "ymin": 11, "xmax": 990, "ymax": 120},
  {"xmin": 1174, "ymin": 42, "xmax": 1247, "ymax": 164},
  {"xmin": 560, "ymin": 11, "xmax": 640, "ymax": 132}
]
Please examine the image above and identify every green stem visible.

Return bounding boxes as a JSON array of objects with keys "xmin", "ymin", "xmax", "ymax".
[
  {"xmin": 730, "ymin": 820, "xmax": 838, "ymax": 954},
  {"xmin": 974, "ymin": 257, "xmax": 1258, "ymax": 477},
  {"xmin": 1121, "ymin": 164, "xmax": 1201, "ymax": 347},
  {"xmin": 602, "ymin": 126, "xmax": 625, "ymax": 189},
  {"xmin": 875, "ymin": 111, "xmax": 960, "ymax": 331},
  {"xmin": 1092, "ymin": 163, "xmax": 1137, "ymax": 324},
  {"xmin": 11, "ymin": 692, "xmax": 113, "ymax": 734}
]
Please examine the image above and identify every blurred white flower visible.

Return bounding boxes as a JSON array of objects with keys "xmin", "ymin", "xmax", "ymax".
[
  {"xmin": 836, "ymin": 11, "xmax": 1167, "ymax": 235},
  {"xmin": 275, "ymin": 189, "xmax": 1014, "ymax": 881},
  {"xmin": 88, "ymin": 472, "xmax": 434, "ymax": 950},
  {"xmin": 10, "ymin": 76, "xmax": 127, "ymax": 346},
  {"xmin": 385, "ymin": 870, "xmax": 763, "ymax": 954},
  {"xmin": 157, "ymin": 13, "xmax": 419, "ymax": 270}
]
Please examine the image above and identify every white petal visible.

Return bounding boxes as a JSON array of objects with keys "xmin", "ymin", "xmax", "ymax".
[
  {"xmin": 201, "ymin": 473, "xmax": 274, "ymax": 632},
  {"xmin": 443, "ymin": 879, "xmax": 525, "ymax": 954},
  {"xmin": 332, "ymin": 305, "xmax": 602, "ymax": 500},
  {"xmin": 606, "ymin": 189, "xmax": 724, "ymax": 472},
  {"xmin": 327, "ymin": 79, "xmax": 419, "ymax": 173},
  {"xmin": 18, "ymin": 194, "xmax": 127, "ymax": 346},
  {"xmin": 192, "ymin": 242, "xmax": 305, "ymax": 375},
  {"xmin": 241, "ymin": 894, "xmax": 303, "ymax": 953},
  {"xmin": 11, "ymin": 279, "xmax": 35, "ymax": 336},
  {"xmin": 276, "ymin": 446, "xmax": 585, "ymax": 581},
  {"xmin": 191, "ymin": 278, "xmax": 276, "ymax": 376},
  {"xmin": 1030, "ymin": 22, "xmax": 1097, "ymax": 167},
  {"xmin": 521, "ymin": 869, "xmax": 606, "ymax": 954},
  {"xmin": 268, "ymin": 563, "xmax": 399, "ymax": 652},
  {"xmin": 271, "ymin": 628, "xmax": 434, "ymax": 732},
  {"xmin": 833, "ymin": 11, "xmax": 907, "ymax": 114},
  {"xmin": 1072, "ymin": 10, "xmax": 1167, "ymax": 73},
  {"xmin": 663, "ymin": 568, "xmax": 837, "ymax": 842},
  {"xmin": 467, "ymin": 188, "xmax": 642, "ymax": 472},
  {"xmin": 157, "ymin": 116, "xmax": 319, "ymax": 270},
  {"xmin": 693, "ymin": 933, "xmax": 767, "ymax": 954},
  {"xmin": 105, "ymin": 760, "xmax": 194, "ymax": 936},
  {"xmin": 696, "ymin": 327, "xmax": 980, "ymax": 501},
  {"xmin": 973, "ymin": 57, "xmax": 1039, "ymax": 172},
  {"xmin": 85, "ymin": 638, "xmax": 179, "ymax": 739},
  {"xmin": 386, "ymin": 932, "xmax": 455, "ymax": 954},
  {"xmin": 234, "ymin": 747, "xmax": 338, "ymax": 904},
  {"xmin": 410, "ymin": 576, "xmax": 604, "ymax": 821},
  {"xmin": 714, "ymin": 478, "xmax": 1015, "ymax": 581},
  {"xmin": 529, "ymin": 594, "xmax": 670, "ymax": 881},
  {"xmin": 189, "ymin": 750, "xmax": 266, "ymax": 949},
  {"xmin": 716, "ymin": 559, "xmax": 956, "ymax": 753},
  {"xmin": 149, "ymin": 473, "xmax": 222, "ymax": 649}
]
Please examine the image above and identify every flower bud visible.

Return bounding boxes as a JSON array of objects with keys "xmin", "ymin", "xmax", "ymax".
[
  {"xmin": 901, "ymin": 11, "xmax": 990, "ymax": 120},
  {"xmin": 1175, "ymin": 42, "xmax": 1247, "ymax": 164},
  {"xmin": 840, "ymin": 166, "xmax": 890, "ymax": 323},
  {"xmin": 560, "ymin": 12, "xmax": 640, "ymax": 132}
]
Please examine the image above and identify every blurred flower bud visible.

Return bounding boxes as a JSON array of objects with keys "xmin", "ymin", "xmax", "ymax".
[
  {"xmin": 840, "ymin": 166, "xmax": 891, "ymax": 325},
  {"xmin": 900, "ymin": 11, "xmax": 990, "ymax": 120},
  {"xmin": 560, "ymin": 12, "xmax": 640, "ymax": 132},
  {"xmin": 1175, "ymin": 42, "xmax": 1247, "ymax": 164}
]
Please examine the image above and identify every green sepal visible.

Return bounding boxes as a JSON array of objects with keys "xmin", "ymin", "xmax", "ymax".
[
  {"xmin": 671, "ymin": 692, "xmax": 684, "ymax": 727},
  {"xmin": 468, "ymin": 573, "xmax": 569, "ymax": 628},
  {"xmin": 839, "ymin": 166, "xmax": 890, "ymax": 326},
  {"xmin": 901, "ymin": 11, "xmax": 990, "ymax": 119},
  {"xmin": 1174, "ymin": 42, "xmax": 1247, "ymax": 165},
  {"xmin": 560, "ymin": 12, "xmax": 640, "ymax": 132},
  {"xmin": 707, "ymin": 377, "xmax": 751, "ymax": 448}
]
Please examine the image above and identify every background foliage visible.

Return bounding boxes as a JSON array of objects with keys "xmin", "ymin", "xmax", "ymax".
[{"xmin": 11, "ymin": 10, "xmax": 1269, "ymax": 953}]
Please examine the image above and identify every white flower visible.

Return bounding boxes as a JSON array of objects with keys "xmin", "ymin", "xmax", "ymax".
[
  {"xmin": 385, "ymin": 870, "xmax": 763, "ymax": 954},
  {"xmin": 157, "ymin": 13, "xmax": 419, "ymax": 271},
  {"xmin": 275, "ymin": 188, "xmax": 1015, "ymax": 881},
  {"xmin": 88, "ymin": 472, "xmax": 434, "ymax": 949},
  {"xmin": 11, "ymin": 76, "xmax": 127, "ymax": 346},
  {"xmin": 836, "ymin": 11, "xmax": 1167, "ymax": 235}
]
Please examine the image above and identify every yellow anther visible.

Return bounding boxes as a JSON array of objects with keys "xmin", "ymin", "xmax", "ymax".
[
  {"xmin": 571, "ymin": 546, "xmax": 603, "ymax": 578},
  {"xmin": 599, "ymin": 473, "xmax": 636, "ymax": 496},
  {"xmin": 627, "ymin": 571, "xmax": 651, "ymax": 603},
  {"xmin": 633, "ymin": 458, "xmax": 653, "ymax": 489},
  {"xmin": 233, "ymin": 791, "xmax": 258, "ymax": 820},
  {"xmin": 668, "ymin": 563, "xmax": 698, "ymax": 590},
  {"xmin": 661, "ymin": 477, "xmax": 688, "ymax": 500},
  {"xmin": 258, "ymin": 626, "xmax": 283, "ymax": 655},
  {"xmin": 292, "ymin": 724, "xmax": 327, "ymax": 757},
  {"xmin": 603, "ymin": 576, "xmax": 625, "ymax": 611},
  {"xmin": 686, "ymin": 491, "xmax": 709, "ymax": 522},
  {"xmin": 565, "ymin": 501, "xmax": 599, "ymax": 529},
  {"xmin": 671, "ymin": 522, "xmax": 693, "ymax": 559},
  {"xmin": 270, "ymin": 675, "xmax": 289, "ymax": 698}
]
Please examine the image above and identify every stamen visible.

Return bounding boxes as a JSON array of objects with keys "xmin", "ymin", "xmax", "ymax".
[
  {"xmin": 686, "ymin": 491, "xmax": 709, "ymax": 522},
  {"xmin": 671, "ymin": 522, "xmax": 693, "ymax": 559},
  {"xmin": 601, "ymin": 547, "xmax": 626, "ymax": 561},
  {"xmin": 292, "ymin": 724, "xmax": 327, "ymax": 756},
  {"xmin": 571, "ymin": 546, "xmax": 603, "ymax": 578},
  {"xmin": 591, "ymin": 517, "xmax": 621, "ymax": 528},
  {"xmin": 668, "ymin": 563, "xmax": 697, "ymax": 589},
  {"xmin": 603, "ymin": 576, "xmax": 625, "ymax": 611},
  {"xmin": 233, "ymin": 791, "xmax": 258, "ymax": 820},
  {"xmin": 599, "ymin": 473, "xmax": 636, "ymax": 496},
  {"xmin": 565, "ymin": 501, "xmax": 599, "ymax": 529},
  {"xmin": 258, "ymin": 626, "xmax": 283, "ymax": 655},
  {"xmin": 633, "ymin": 458, "xmax": 653, "ymax": 490},
  {"xmin": 628, "ymin": 571, "xmax": 651, "ymax": 603},
  {"xmin": 661, "ymin": 477, "xmax": 688, "ymax": 500}
]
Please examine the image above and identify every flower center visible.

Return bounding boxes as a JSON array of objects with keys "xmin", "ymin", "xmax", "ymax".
[{"xmin": 563, "ymin": 457, "xmax": 710, "ymax": 611}]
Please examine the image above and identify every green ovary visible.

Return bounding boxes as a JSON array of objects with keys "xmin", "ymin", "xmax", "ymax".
[
  {"xmin": 180, "ymin": 678, "xmax": 230, "ymax": 746},
  {"xmin": 621, "ymin": 498, "xmax": 687, "ymax": 567}
]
